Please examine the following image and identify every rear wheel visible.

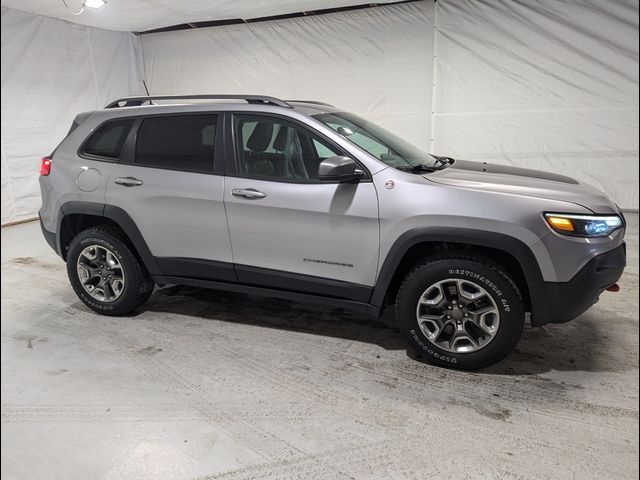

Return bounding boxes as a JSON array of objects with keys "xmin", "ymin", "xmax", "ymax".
[
  {"xmin": 396, "ymin": 255, "xmax": 524, "ymax": 369},
  {"xmin": 66, "ymin": 226, "xmax": 154, "ymax": 316}
]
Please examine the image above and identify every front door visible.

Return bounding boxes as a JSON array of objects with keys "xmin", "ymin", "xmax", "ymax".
[{"xmin": 224, "ymin": 113, "xmax": 379, "ymax": 301}]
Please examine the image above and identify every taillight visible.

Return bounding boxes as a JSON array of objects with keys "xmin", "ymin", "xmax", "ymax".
[{"xmin": 39, "ymin": 157, "xmax": 52, "ymax": 176}]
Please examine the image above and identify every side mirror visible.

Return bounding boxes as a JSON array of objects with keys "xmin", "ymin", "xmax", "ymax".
[{"xmin": 318, "ymin": 156, "xmax": 363, "ymax": 183}]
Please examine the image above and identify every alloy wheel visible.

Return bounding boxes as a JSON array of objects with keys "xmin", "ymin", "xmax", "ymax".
[
  {"xmin": 76, "ymin": 245, "xmax": 125, "ymax": 303},
  {"xmin": 415, "ymin": 278, "xmax": 500, "ymax": 353}
]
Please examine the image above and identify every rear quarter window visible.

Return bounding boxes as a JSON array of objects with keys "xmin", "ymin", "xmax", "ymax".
[{"xmin": 82, "ymin": 118, "xmax": 134, "ymax": 160}]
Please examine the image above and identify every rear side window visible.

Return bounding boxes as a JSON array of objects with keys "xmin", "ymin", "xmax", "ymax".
[
  {"xmin": 82, "ymin": 118, "xmax": 134, "ymax": 159},
  {"xmin": 135, "ymin": 115, "xmax": 217, "ymax": 173}
]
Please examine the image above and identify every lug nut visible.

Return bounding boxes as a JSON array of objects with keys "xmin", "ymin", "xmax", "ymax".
[
  {"xmin": 447, "ymin": 315, "xmax": 452, "ymax": 319},
  {"xmin": 448, "ymin": 306, "xmax": 453, "ymax": 310}
]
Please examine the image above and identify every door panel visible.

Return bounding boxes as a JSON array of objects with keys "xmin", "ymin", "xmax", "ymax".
[
  {"xmin": 106, "ymin": 165, "xmax": 233, "ymax": 269},
  {"xmin": 224, "ymin": 177, "xmax": 379, "ymax": 286}
]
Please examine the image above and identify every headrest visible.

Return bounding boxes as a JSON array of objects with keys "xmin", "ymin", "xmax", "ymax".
[
  {"xmin": 273, "ymin": 125, "xmax": 291, "ymax": 151},
  {"xmin": 246, "ymin": 122, "xmax": 274, "ymax": 152}
]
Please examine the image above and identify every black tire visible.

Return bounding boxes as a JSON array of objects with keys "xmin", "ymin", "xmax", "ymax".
[
  {"xmin": 395, "ymin": 254, "xmax": 524, "ymax": 370},
  {"xmin": 66, "ymin": 226, "xmax": 154, "ymax": 316}
]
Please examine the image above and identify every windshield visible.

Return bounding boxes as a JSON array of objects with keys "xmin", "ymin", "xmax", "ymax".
[{"xmin": 313, "ymin": 111, "xmax": 448, "ymax": 172}]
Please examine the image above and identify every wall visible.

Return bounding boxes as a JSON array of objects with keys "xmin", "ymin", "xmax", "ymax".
[
  {"xmin": 141, "ymin": 0, "xmax": 638, "ymax": 210},
  {"xmin": 1, "ymin": 0, "xmax": 638, "ymax": 225},
  {"xmin": 432, "ymin": 0, "xmax": 639, "ymax": 210},
  {"xmin": 1, "ymin": 7, "xmax": 145, "ymax": 224},
  {"xmin": 142, "ymin": 1, "xmax": 435, "ymax": 165}
]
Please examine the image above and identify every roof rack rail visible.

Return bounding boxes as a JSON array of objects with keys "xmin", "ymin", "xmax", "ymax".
[
  {"xmin": 105, "ymin": 95, "xmax": 292, "ymax": 109},
  {"xmin": 284, "ymin": 100, "xmax": 335, "ymax": 107}
]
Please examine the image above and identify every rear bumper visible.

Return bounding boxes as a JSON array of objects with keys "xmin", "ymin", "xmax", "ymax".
[
  {"xmin": 39, "ymin": 215, "xmax": 59, "ymax": 255},
  {"xmin": 541, "ymin": 242, "xmax": 626, "ymax": 324}
]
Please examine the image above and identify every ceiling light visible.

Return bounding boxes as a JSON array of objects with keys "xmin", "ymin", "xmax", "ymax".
[
  {"xmin": 83, "ymin": 0, "xmax": 106, "ymax": 9},
  {"xmin": 62, "ymin": 0, "xmax": 106, "ymax": 14}
]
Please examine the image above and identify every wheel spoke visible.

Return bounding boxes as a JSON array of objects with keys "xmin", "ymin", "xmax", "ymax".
[
  {"xmin": 457, "ymin": 280, "xmax": 483, "ymax": 302},
  {"xmin": 82, "ymin": 275, "xmax": 99, "ymax": 287},
  {"xmin": 82, "ymin": 246, "xmax": 98, "ymax": 261},
  {"xmin": 472, "ymin": 322, "xmax": 492, "ymax": 339},
  {"xmin": 102, "ymin": 279, "xmax": 114, "ymax": 299},
  {"xmin": 447, "ymin": 326, "xmax": 459, "ymax": 350},
  {"xmin": 434, "ymin": 320, "xmax": 454, "ymax": 345},
  {"xmin": 110, "ymin": 279, "xmax": 124, "ymax": 296},
  {"xmin": 417, "ymin": 313, "xmax": 447, "ymax": 339},
  {"xmin": 105, "ymin": 251, "xmax": 120, "ymax": 269},
  {"xmin": 468, "ymin": 304, "xmax": 495, "ymax": 321},
  {"xmin": 418, "ymin": 283, "xmax": 445, "ymax": 307}
]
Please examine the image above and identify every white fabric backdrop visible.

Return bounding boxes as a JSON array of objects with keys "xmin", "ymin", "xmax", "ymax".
[
  {"xmin": 142, "ymin": 1, "xmax": 435, "ymax": 159},
  {"xmin": 432, "ymin": 0, "xmax": 639, "ymax": 211},
  {"xmin": 1, "ymin": 7, "xmax": 145, "ymax": 224},
  {"xmin": 1, "ymin": 0, "xmax": 638, "ymax": 224},
  {"xmin": 0, "ymin": 0, "xmax": 401, "ymax": 32},
  {"xmin": 142, "ymin": 0, "xmax": 638, "ymax": 210}
]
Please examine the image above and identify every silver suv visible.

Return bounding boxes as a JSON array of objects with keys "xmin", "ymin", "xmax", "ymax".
[{"xmin": 39, "ymin": 95, "xmax": 627, "ymax": 369}]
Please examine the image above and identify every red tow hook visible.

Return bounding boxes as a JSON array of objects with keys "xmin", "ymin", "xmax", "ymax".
[{"xmin": 606, "ymin": 283, "xmax": 621, "ymax": 292}]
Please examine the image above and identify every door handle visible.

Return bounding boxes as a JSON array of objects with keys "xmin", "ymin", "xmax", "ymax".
[
  {"xmin": 115, "ymin": 177, "xmax": 143, "ymax": 187},
  {"xmin": 232, "ymin": 188, "xmax": 266, "ymax": 199}
]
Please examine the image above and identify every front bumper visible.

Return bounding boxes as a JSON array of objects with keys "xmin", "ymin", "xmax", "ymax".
[{"xmin": 542, "ymin": 242, "xmax": 626, "ymax": 324}]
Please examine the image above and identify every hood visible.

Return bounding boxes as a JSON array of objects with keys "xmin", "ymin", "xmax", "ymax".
[{"xmin": 426, "ymin": 159, "xmax": 617, "ymax": 214}]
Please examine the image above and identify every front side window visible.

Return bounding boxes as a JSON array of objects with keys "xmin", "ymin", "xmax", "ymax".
[
  {"xmin": 313, "ymin": 112, "xmax": 449, "ymax": 173},
  {"xmin": 82, "ymin": 118, "xmax": 134, "ymax": 159},
  {"xmin": 135, "ymin": 115, "xmax": 217, "ymax": 173},
  {"xmin": 234, "ymin": 115, "xmax": 343, "ymax": 182}
]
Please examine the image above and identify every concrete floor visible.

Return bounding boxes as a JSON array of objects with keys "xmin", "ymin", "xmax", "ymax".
[{"xmin": 1, "ymin": 217, "xmax": 638, "ymax": 480}]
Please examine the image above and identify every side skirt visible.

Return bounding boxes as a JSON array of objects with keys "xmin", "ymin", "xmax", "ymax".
[{"xmin": 152, "ymin": 274, "xmax": 381, "ymax": 317}]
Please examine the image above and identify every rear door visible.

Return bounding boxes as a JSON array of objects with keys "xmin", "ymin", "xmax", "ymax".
[
  {"xmin": 105, "ymin": 113, "xmax": 234, "ymax": 281},
  {"xmin": 223, "ymin": 113, "xmax": 379, "ymax": 300}
]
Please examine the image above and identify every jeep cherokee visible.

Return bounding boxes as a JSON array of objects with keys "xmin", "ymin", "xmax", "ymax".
[{"xmin": 38, "ymin": 95, "xmax": 626, "ymax": 369}]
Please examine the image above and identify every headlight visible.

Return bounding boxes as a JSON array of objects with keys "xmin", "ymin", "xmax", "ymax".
[{"xmin": 544, "ymin": 213, "xmax": 623, "ymax": 237}]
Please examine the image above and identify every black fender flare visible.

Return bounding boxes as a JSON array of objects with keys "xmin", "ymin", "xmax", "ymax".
[
  {"xmin": 370, "ymin": 227, "xmax": 550, "ymax": 326},
  {"xmin": 57, "ymin": 201, "xmax": 162, "ymax": 276}
]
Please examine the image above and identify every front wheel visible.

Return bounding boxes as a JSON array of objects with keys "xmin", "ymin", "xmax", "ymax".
[
  {"xmin": 66, "ymin": 226, "xmax": 154, "ymax": 316},
  {"xmin": 396, "ymin": 255, "xmax": 524, "ymax": 370}
]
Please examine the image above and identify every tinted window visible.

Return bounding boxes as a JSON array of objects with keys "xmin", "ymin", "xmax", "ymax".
[
  {"xmin": 82, "ymin": 119, "xmax": 134, "ymax": 159},
  {"xmin": 234, "ymin": 115, "xmax": 342, "ymax": 182},
  {"xmin": 135, "ymin": 115, "xmax": 217, "ymax": 172}
]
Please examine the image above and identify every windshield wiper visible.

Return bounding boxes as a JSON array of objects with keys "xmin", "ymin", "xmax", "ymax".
[
  {"xmin": 433, "ymin": 155, "xmax": 455, "ymax": 167},
  {"xmin": 397, "ymin": 164, "xmax": 437, "ymax": 174}
]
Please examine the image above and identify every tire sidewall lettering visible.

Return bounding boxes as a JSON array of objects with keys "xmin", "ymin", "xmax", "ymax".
[
  {"xmin": 447, "ymin": 268, "xmax": 511, "ymax": 312},
  {"xmin": 79, "ymin": 237, "xmax": 125, "ymax": 263},
  {"xmin": 410, "ymin": 329, "xmax": 458, "ymax": 364}
]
